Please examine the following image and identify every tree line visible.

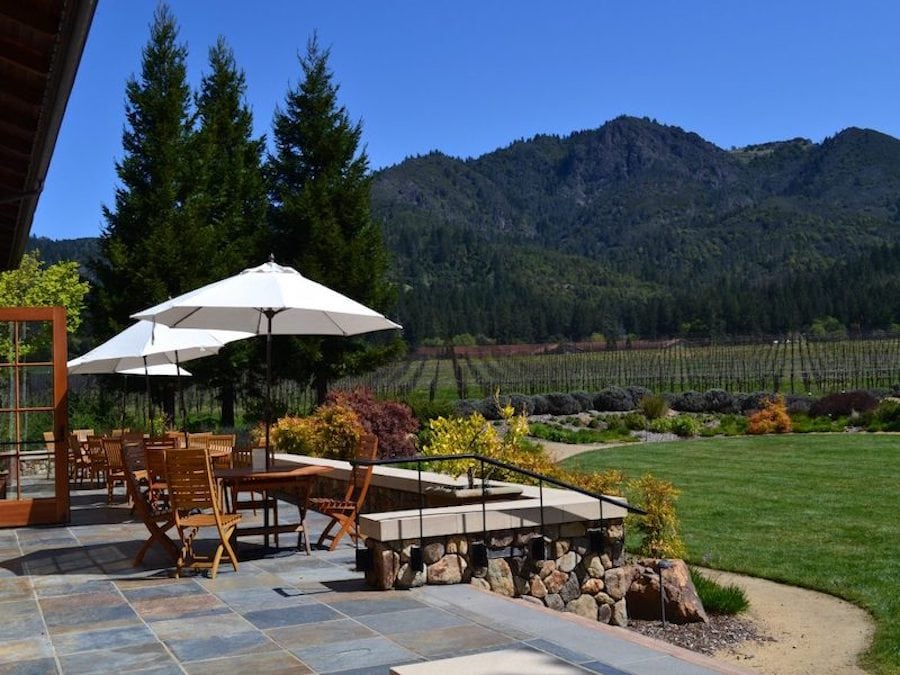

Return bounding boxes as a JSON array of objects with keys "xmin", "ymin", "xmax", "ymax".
[{"xmin": 66, "ymin": 5, "xmax": 399, "ymax": 425}]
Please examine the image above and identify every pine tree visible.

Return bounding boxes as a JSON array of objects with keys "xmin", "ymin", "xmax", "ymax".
[
  {"xmin": 267, "ymin": 35, "xmax": 398, "ymax": 402},
  {"xmin": 193, "ymin": 37, "xmax": 267, "ymax": 278},
  {"xmin": 191, "ymin": 37, "xmax": 268, "ymax": 425},
  {"xmin": 91, "ymin": 4, "xmax": 204, "ymax": 336}
]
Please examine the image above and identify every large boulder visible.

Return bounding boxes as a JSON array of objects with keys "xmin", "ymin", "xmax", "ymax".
[{"xmin": 625, "ymin": 559, "xmax": 709, "ymax": 624}]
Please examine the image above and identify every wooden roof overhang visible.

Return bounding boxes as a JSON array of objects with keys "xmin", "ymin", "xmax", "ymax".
[{"xmin": 0, "ymin": 0, "xmax": 96, "ymax": 270}]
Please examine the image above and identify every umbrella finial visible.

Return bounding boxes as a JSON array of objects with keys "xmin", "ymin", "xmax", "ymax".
[{"xmin": 268, "ymin": 253, "xmax": 275, "ymax": 263}]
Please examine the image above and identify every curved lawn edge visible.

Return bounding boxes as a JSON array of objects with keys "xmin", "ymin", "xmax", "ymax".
[{"xmin": 560, "ymin": 434, "xmax": 899, "ymax": 674}]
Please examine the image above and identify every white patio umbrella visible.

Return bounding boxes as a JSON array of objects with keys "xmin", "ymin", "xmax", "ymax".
[
  {"xmin": 67, "ymin": 320, "xmax": 251, "ymax": 430},
  {"xmin": 132, "ymin": 257, "xmax": 402, "ymax": 461}
]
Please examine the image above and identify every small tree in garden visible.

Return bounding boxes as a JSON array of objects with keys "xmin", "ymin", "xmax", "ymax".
[
  {"xmin": 629, "ymin": 473, "xmax": 686, "ymax": 558},
  {"xmin": 747, "ymin": 395, "xmax": 792, "ymax": 434},
  {"xmin": 326, "ymin": 388, "xmax": 419, "ymax": 458}
]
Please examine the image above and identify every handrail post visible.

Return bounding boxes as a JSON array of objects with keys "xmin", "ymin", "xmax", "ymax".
[{"xmin": 410, "ymin": 458, "xmax": 425, "ymax": 571}]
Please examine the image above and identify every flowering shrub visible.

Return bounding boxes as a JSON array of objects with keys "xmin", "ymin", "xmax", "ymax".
[
  {"xmin": 326, "ymin": 388, "xmax": 419, "ymax": 458},
  {"xmin": 629, "ymin": 473, "xmax": 686, "ymax": 558},
  {"xmin": 269, "ymin": 415, "xmax": 317, "ymax": 455},
  {"xmin": 747, "ymin": 395, "xmax": 793, "ymax": 434},
  {"xmin": 270, "ymin": 403, "xmax": 363, "ymax": 460},
  {"xmin": 423, "ymin": 399, "xmax": 535, "ymax": 482},
  {"xmin": 315, "ymin": 403, "xmax": 363, "ymax": 460}
]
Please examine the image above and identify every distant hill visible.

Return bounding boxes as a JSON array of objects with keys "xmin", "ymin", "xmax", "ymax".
[
  {"xmin": 29, "ymin": 116, "xmax": 900, "ymax": 343},
  {"xmin": 371, "ymin": 116, "xmax": 900, "ymax": 342},
  {"xmin": 26, "ymin": 236, "xmax": 98, "ymax": 279}
]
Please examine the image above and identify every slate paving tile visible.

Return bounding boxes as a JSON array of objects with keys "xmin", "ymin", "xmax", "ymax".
[
  {"xmin": 31, "ymin": 577, "xmax": 115, "ymax": 598},
  {"xmin": 581, "ymin": 661, "xmax": 634, "ymax": 675},
  {"xmin": 129, "ymin": 594, "xmax": 230, "ymax": 623},
  {"xmin": 389, "ymin": 623, "xmax": 515, "ymax": 658},
  {"xmin": 0, "ymin": 577, "xmax": 32, "ymax": 602},
  {"xmin": 0, "ymin": 657, "xmax": 57, "ymax": 675},
  {"xmin": 149, "ymin": 612, "xmax": 249, "ymax": 641},
  {"xmin": 183, "ymin": 650, "xmax": 313, "ymax": 674},
  {"xmin": 0, "ymin": 599, "xmax": 47, "ymax": 640},
  {"xmin": 353, "ymin": 607, "xmax": 469, "ymax": 635},
  {"xmin": 266, "ymin": 618, "xmax": 378, "ymax": 650},
  {"xmin": 40, "ymin": 591, "xmax": 139, "ymax": 636},
  {"xmin": 242, "ymin": 602, "xmax": 342, "ymax": 629},
  {"xmin": 324, "ymin": 596, "xmax": 429, "ymax": 617},
  {"xmin": 117, "ymin": 579, "xmax": 204, "ymax": 601},
  {"xmin": 290, "ymin": 636, "xmax": 420, "ymax": 674},
  {"xmin": 163, "ymin": 630, "xmax": 277, "ymax": 664},
  {"xmin": 526, "ymin": 637, "xmax": 594, "ymax": 665},
  {"xmin": 214, "ymin": 585, "xmax": 319, "ymax": 612},
  {"xmin": 50, "ymin": 624, "xmax": 158, "ymax": 656},
  {"xmin": 0, "ymin": 638, "xmax": 54, "ymax": 665},
  {"xmin": 57, "ymin": 642, "xmax": 177, "ymax": 674}
]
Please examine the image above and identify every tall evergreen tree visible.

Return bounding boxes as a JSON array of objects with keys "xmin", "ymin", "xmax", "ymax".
[
  {"xmin": 91, "ymin": 4, "xmax": 204, "ymax": 336},
  {"xmin": 267, "ymin": 36, "xmax": 398, "ymax": 402},
  {"xmin": 191, "ymin": 37, "xmax": 268, "ymax": 425},
  {"xmin": 193, "ymin": 37, "xmax": 267, "ymax": 277}
]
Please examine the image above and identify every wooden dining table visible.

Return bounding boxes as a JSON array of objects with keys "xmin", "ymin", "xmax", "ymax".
[{"xmin": 215, "ymin": 463, "xmax": 332, "ymax": 554}]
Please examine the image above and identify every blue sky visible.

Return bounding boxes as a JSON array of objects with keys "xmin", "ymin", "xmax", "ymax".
[{"xmin": 32, "ymin": 1, "xmax": 900, "ymax": 240}]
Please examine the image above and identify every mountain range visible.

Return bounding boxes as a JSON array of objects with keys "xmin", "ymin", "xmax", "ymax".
[{"xmin": 29, "ymin": 116, "xmax": 900, "ymax": 344}]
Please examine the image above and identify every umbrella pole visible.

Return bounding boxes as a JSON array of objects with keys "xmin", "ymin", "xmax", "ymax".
[
  {"xmin": 121, "ymin": 375, "xmax": 128, "ymax": 433},
  {"xmin": 176, "ymin": 350, "xmax": 187, "ymax": 441},
  {"xmin": 265, "ymin": 310, "xmax": 274, "ymax": 470},
  {"xmin": 144, "ymin": 356, "xmax": 152, "ymax": 435}
]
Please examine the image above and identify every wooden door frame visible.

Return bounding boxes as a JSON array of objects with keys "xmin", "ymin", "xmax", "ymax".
[{"xmin": 0, "ymin": 306, "xmax": 68, "ymax": 526}]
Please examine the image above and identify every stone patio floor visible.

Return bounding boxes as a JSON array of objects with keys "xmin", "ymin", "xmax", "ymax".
[{"xmin": 0, "ymin": 488, "xmax": 748, "ymax": 675}]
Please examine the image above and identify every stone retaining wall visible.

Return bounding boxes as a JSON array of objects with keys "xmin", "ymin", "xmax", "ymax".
[{"xmin": 364, "ymin": 518, "xmax": 633, "ymax": 626}]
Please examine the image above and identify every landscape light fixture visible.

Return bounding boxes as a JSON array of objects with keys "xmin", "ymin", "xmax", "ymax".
[
  {"xmin": 529, "ymin": 535, "xmax": 549, "ymax": 561},
  {"xmin": 471, "ymin": 542, "xmax": 489, "ymax": 568},
  {"xmin": 355, "ymin": 548, "xmax": 373, "ymax": 572},
  {"xmin": 658, "ymin": 559, "xmax": 673, "ymax": 627},
  {"xmin": 409, "ymin": 545, "xmax": 424, "ymax": 572},
  {"xmin": 587, "ymin": 527, "xmax": 605, "ymax": 554}
]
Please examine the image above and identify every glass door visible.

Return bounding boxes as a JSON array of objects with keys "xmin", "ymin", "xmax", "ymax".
[{"xmin": 0, "ymin": 307, "xmax": 68, "ymax": 526}]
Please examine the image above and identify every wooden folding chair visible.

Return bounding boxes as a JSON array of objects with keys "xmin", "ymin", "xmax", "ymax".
[
  {"xmin": 101, "ymin": 437, "xmax": 128, "ymax": 504},
  {"xmin": 123, "ymin": 445, "xmax": 178, "ymax": 566},
  {"xmin": 85, "ymin": 436, "xmax": 107, "ymax": 489},
  {"xmin": 206, "ymin": 434, "xmax": 236, "ymax": 468},
  {"xmin": 308, "ymin": 433, "xmax": 378, "ymax": 551},
  {"xmin": 66, "ymin": 433, "xmax": 91, "ymax": 485},
  {"xmin": 165, "ymin": 448, "xmax": 241, "ymax": 578}
]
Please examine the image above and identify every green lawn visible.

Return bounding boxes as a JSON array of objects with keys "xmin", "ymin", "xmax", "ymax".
[{"xmin": 561, "ymin": 434, "xmax": 900, "ymax": 674}]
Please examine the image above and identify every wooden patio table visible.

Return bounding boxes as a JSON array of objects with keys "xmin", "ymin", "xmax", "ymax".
[{"xmin": 215, "ymin": 463, "xmax": 332, "ymax": 554}]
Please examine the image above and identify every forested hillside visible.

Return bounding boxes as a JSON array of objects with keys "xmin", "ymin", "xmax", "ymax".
[
  {"xmin": 373, "ymin": 116, "xmax": 900, "ymax": 343},
  {"xmin": 31, "ymin": 116, "xmax": 900, "ymax": 344}
]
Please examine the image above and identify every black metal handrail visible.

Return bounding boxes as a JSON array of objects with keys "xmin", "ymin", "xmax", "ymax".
[{"xmin": 350, "ymin": 452, "xmax": 646, "ymax": 515}]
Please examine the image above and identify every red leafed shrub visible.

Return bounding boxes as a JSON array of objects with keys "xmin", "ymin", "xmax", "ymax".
[
  {"xmin": 326, "ymin": 388, "xmax": 419, "ymax": 458},
  {"xmin": 808, "ymin": 390, "xmax": 879, "ymax": 418}
]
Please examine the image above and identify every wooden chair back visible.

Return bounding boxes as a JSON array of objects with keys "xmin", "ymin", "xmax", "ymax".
[
  {"xmin": 66, "ymin": 433, "xmax": 90, "ymax": 484},
  {"xmin": 165, "ymin": 447, "xmax": 219, "ymax": 513},
  {"xmin": 102, "ymin": 437, "xmax": 125, "ymax": 472},
  {"xmin": 122, "ymin": 431, "xmax": 145, "ymax": 444},
  {"xmin": 187, "ymin": 432, "xmax": 212, "ymax": 449},
  {"xmin": 348, "ymin": 432, "xmax": 378, "ymax": 504},
  {"xmin": 232, "ymin": 446, "xmax": 253, "ymax": 468},
  {"xmin": 72, "ymin": 428, "xmax": 94, "ymax": 443},
  {"xmin": 85, "ymin": 436, "xmax": 107, "ymax": 473},
  {"xmin": 206, "ymin": 434, "xmax": 235, "ymax": 469},
  {"xmin": 101, "ymin": 436, "xmax": 128, "ymax": 503}
]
